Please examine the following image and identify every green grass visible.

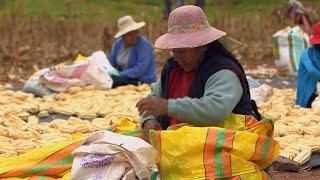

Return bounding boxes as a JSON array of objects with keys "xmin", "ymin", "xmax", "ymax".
[{"xmin": 0, "ymin": 0, "xmax": 318, "ymax": 23}]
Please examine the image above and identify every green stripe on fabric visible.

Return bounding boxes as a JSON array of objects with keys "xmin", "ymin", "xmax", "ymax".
[
  {"xmin": 292, "ymin": 33, "xmax": 303, "ymax": 69},
  {"xmin": 261, "ymin": 138, "xmax": 271, "ymax": 160},
  {"xmin": 122, "ymin": 130, "xmax": 142, "ymax": 137},
  {"xmin": 213, "ymin": 130, "xmax": 226, "ymax": 178},
  {"xmin": 261, "ymin": 117, "xmax": 273, "ymax": 125},
  {"xmin": 149, "ymin": 130, "xmax": 158, "ymax": 150},
  {"xmin": 272, "ymin": 37, "xmax": 280, "ymax": 61},
  {"xmin": 105, "ymin": 127, "xmax": 114, "ymax": 132},
  {"xmin": 22, "ymin": 155, "xmax": 73, "ymax": 177},
  {"xmin": 38, "ymin": 176, "xmax": 47, "ymax": 180},
  {"xmin": 151, "ymin": 171, "xmax": 158, "ymax": 180},
  {"xmin": 288, "ymin": 33, "xmax": 297, "ymax": 72}
]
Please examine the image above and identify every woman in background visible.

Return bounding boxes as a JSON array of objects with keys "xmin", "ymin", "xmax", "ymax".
[
  {"xmin": 297, "ymin": 22, "xmax": 320, "ymax": 107},
  {"xmin": 109, "ymin": 15, "xmax": 157, "ymax": 88}
]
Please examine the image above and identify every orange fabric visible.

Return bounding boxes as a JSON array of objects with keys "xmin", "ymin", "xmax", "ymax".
[
  {"xmin": 222, "ymin": 131, "xmax": 234, "ymax": 177},
  {"xmin": 204, "ymin": 129, "xmax": 216, "ymax": 178},
  {"xmin": 1, "ymin": 141, "xmax": 81, "ymax": 178}
]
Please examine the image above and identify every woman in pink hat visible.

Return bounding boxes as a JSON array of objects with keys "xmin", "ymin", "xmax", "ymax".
[
  {"xmin": 136, "ymin": 5, "xmax": 261, "ymax": 139},
  {"xmin": 297, "ymin": 22, "xmax": 320, "ymax": 108}
]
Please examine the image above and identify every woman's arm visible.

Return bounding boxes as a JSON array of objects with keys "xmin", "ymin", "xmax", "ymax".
[
  {"xmin": 138, "ymin": 79, "xmax": 163, "ymax": 142},
  {"xmin": 139, "ymin": 79, "xmax": 163, "ymax": 125}
]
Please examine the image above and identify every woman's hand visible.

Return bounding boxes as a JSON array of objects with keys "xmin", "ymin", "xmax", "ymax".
[
  {"xmin": 136, "ymin": 96, "xmax": 168, "ymax": 116},
  {"xmin": 142, "ymin": 119, "xmax": 161, "ymax": 143}
]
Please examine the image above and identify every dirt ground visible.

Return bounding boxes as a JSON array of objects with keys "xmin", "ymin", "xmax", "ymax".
[{"xmin": 274, "ymin": 169, "xmax": 320, "ymax": 180}]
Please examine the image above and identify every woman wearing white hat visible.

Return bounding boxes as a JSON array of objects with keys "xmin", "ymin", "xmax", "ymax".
[{"xmin": 108, "ymin": 16, "xmax": 157, "ymax": 87}]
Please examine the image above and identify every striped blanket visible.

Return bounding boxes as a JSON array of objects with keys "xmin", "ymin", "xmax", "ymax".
[{"xmin": 0, "ymin": 138, "xmax": 83, "ymax": 180}]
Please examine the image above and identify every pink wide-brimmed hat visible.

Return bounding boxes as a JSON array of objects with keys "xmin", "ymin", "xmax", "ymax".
[{"xmin": 155, "ymin": 5, "xmax": 226, "ymax": 49}]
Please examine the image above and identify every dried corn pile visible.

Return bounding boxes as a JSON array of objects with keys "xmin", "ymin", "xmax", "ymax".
[
  {"xmin": 259, "ymin": 88, "xmax": 320, "ymax": 165},
  {"xmin": 3, "ymin": 83, "xmax": 318, "ymax": 165},
  {"xmin": 0, "ymin": 84, "xmax": 150, "ymax": 158},
  {"xmin": 49, "ymin": 84, "xmax": 150, "ymax": 120}
]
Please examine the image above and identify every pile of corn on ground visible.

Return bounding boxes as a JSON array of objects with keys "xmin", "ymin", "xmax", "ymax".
[
  {"xmin": 259, "ymin": 88, "xmax": 320, "ymax": 165},
  {"xmin": 0, "ymin": 84, "xmax": 150, "ymax": 158},
  {"xmin": 0, "ymin": 84, "xmax": 319, "ymax": 165}
]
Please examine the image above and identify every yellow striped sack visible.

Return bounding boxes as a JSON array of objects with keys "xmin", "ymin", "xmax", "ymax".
[{"xmin": 150, "ymin": 118, "xmax": 279, "ymax": 180}]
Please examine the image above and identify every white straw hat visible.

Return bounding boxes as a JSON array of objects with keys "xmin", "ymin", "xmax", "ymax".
[{"xmin": 114, "ymin": 16, "xmax": 146, "ymax": 38}]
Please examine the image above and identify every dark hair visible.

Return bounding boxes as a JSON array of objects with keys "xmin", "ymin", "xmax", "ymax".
[
  {"xmin": 205, "ymin": 40, "xmax": 246, "ymax": 75},
  {"xmin": 314, "ymin": 44, "xmax": 320, "ymax": 52}
]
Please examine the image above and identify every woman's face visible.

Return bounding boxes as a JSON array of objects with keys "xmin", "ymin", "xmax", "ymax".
[
  {"xmin": 123, "ymin": 30, "xmax": 139, "ymax": 46},
  {"xmin": 172, "ymin": 46, "xmax": 207, "ymax": 72}
]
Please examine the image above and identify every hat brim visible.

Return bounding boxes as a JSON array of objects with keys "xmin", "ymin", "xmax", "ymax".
[
  {"xmin": 155, "ymin": 27, "xmax": 226, "ymax": 49},
  {"xmin": 310, "ymin": 35, "xmax": 320, "ymax": 45},
  {"xmin": 114, "ymin": 22, "xmax": 145, "ymax": 38}
]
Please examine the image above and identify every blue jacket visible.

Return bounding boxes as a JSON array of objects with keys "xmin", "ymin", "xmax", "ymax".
[
  {"xmin": 108, "ymin": 36, "xmax": 157, "ymax": 83},
  {"xmin": 296, "ymin": 47, "xmax": 320, "ymax": 107}
]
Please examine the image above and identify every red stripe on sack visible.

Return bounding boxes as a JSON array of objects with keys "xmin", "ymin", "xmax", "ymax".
[
  {"xmin": 0, "ymin": 141, "xmax": 82, "ymax": 177},
  {"xmin": 262, "ymin": 170, "xmax": 270, "ymax": 180},
  {"xmin": 264, "ymin": 123, "xmax": 274, "ymax": 137},
  {"xmin": 39, "ymin": 141, "xmax": 82, "ymax": 165},
  {"xmin": 250, "ymin": 136, "xmax": 267, "ymax": 161},
  {"xmin": 245, "ymin": 115, "xmax": 259, "ymax": 129},
  {"xmin": 265, "ymin": 139, "xmax": 277, "ymax": 162},
  {"xmin": 222, "ymin": 131, "xmax": 235, "ymax": 177},
  {"xmin": 204, "ymin": 129, "xmax": 217, "ymax": 179},
  {"xmin": 230, "ymin": 175, "xmax": 241, "ymax": 180}
]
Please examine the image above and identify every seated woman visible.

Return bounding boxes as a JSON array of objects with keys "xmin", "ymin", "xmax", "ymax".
[
  {"xmin": 109, "ymin": 16, "xmax": 157, "ymax": 88},
  {"xmin": 136, "ymin": 5, "xmax": 261, "ymax": 139},
  {"xmin": 296, "ymin": 23, "xmax": 320, "ymax": 108}
]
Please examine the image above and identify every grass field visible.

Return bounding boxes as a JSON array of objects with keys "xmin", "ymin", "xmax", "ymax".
[{"xmin": 0, "ymin": 0, "xmax": 318, "ymax": 22}]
